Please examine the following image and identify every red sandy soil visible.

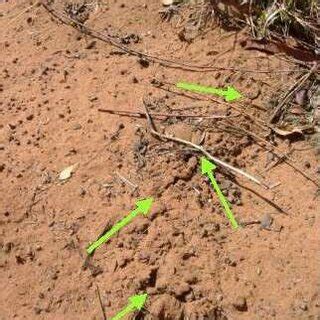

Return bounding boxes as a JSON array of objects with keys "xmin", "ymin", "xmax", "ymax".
[{"xmin": 0, "ymin": 1, "xmax": 319, "ymax": 319}]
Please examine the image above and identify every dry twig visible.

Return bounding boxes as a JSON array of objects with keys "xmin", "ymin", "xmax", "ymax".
[
  {"xmin": 98, "ymin": 108, "xmax": 235, "ymax": 120},
  {"xmin": 222, "ymin": 119, "xmax": 320, "ymax": 187},
  {"xmin": 142, "ymin": 98, "xmax": 267, "ymax": 188},
  {"xmin": 41, "ymin": 1, "xmax": 304, "ymax": 74},
  {"xmin": 115, "ymin": 172, "xmax": 138, "ymax": 191},
  {"xmin": 152, "ymin": 80, "xmax": 319, "ymax": 187},
  {"xmin": 95, "ymin": 285, "xmax": 106, "ymax": 320},
  {"xmin": 151, "ymin": 79, "xmax": 268, "ymax": 132},
  {"xmin": 269, "ymin": 64, "xmax": 318, "ymax": 123}
]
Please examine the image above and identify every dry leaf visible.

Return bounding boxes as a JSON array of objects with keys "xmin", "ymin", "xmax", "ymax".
[
  {"xmin": 162, "ymin": 0, "xmax": 173, "ymax": 5},
  {"xmin": 290, "ymin": 106, "xmax": 304, "ymax": 115},
  {"xmin": 59, "ymin": 164, "xmax": 77, "ymax": 181}
]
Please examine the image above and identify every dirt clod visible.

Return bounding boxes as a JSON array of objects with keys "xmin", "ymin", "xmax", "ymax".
[{"xmin": 233, "ymin": 296, "xmax": 248, "ymax": 312}]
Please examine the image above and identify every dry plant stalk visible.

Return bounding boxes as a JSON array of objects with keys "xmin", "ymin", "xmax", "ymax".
[
  {"xmin": 98, "ymin": 108, "xmax": 235, "ymax": 120},
  {"xmin": 142, "ymin": 98, "xmax": 268, "ymax": 188},
  {"xmin": 40, "ymin": 0, "xmax": 304, "ymax": 74},
  {"xmin": 269, "ymin": 64, "xmax": 318, "ymax": 123},
  {"xmin": 153, "ymin": 81, "xmax": 320, "ymax": 188},
  {"xmin": 95, "ymin": 285, "xmax": 106, "ymax": 320}
]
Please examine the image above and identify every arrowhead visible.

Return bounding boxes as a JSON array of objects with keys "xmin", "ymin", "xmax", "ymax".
[
  {"xmin": 135, "ymin": 198, "xmax": 153, "ymax": 215},
  {"xmin": 129, "ymin": 293, "xmax": 148, "ymax": 311},
  {"xmin": 201, "ymin": 157, "xmax": 216, "ymax": 175},
  {"xmin": 224, "ymin": 86, "xmax": 242, "ymax": 102}
]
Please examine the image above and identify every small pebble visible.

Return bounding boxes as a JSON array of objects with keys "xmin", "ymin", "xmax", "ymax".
[
  {"xmin": 79, "ymin": 187, "xmax": 86, "ymax": 197},
  {"xmin": 299, "ymin": 302, "xmax": 308, "ymax": 311},
  {"xmin": 138, "ymin": 58, "xmax": 149, "ymax": 68},
  {"xmin": 34, "ymin": 307, "xmax": 42, "ymax": 315},
  {"xmin": 304, "ymin": 161, "xmax": 311, "ymax": 169},
  {"xmin": 174, "ymin": 282, "xmax": 191, "ymax": 298},
  {"xmin": 162, "ymin": 0, "xmax": 173, "ymax": 6},
  {"xmin": 260, "ymin": 213, "xmax": 273, "ymax": 229},
  {"xmin": 73, "ymin": 123, "xmax": 82, "ymax": 130},
  {"xmin": 220, "ymin": 180, "xmax": 232, "ymax": 190},
  {"xmin": 85, "ymin": 40, "xmax": 96, "ymax": 49}
]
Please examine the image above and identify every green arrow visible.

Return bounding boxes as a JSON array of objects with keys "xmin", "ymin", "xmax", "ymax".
[
  {"xmin": 176, "ymin": 81, "xmax": 242, "ymax": 102},
  {"xmin": 110, "ymin": 293, "xmax": 148, "ymax": 320},
  {"xmin": 86, "ymin": 198, "xmax": 153, "ymax": 255},
  {"xmin": 201, "ymin": 157, "xmax": 239, "ymax": 229}
]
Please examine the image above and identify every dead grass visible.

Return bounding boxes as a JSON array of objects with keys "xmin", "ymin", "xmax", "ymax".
[{"xmin": 205, "ymin": 0, "xmax": 319, "ymax": 52}]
